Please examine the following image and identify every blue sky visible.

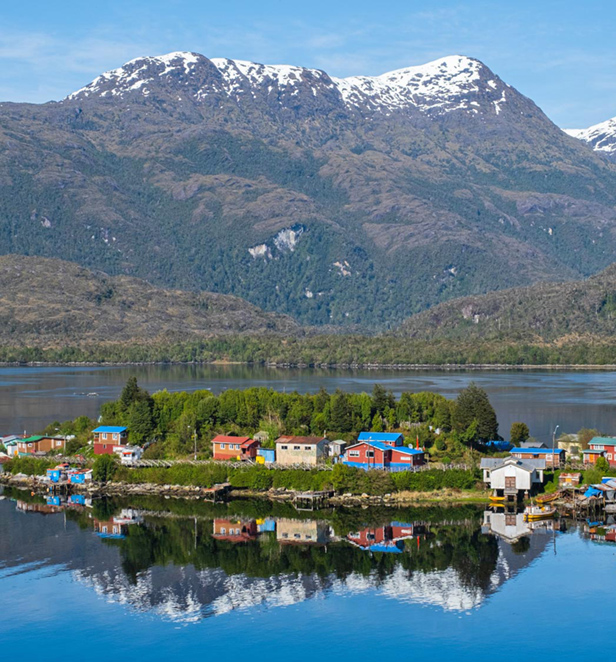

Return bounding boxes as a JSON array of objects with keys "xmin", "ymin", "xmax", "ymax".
[{"xmin": 1, "ymin": 0, "xmax": 614, "ymax": 128}]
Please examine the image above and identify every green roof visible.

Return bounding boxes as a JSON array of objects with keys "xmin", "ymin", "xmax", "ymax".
[{"xmin": 21, "ymin": 436, "xmax": 44, "ymax": 442}]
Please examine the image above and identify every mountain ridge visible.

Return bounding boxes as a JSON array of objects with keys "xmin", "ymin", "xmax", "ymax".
[{"xmin": 2, "ymin": 50, "xmax": 616, "ymax": 328}]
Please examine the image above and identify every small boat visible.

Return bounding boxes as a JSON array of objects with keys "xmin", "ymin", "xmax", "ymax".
[
  {"xmin": 524, "ymin": 505, "xmax": 557, "ymax": 522},
  {"xmin": 536, "ymin": 491, "xmax": 560, "ymax": 504},
  {"xmin": 489, "ymin": 495, "xmax": 506, "ymax": 502}
]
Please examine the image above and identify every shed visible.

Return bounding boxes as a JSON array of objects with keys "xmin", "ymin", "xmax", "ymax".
[
  {"xmin": 257, "ymin": 448, "xmax": 276, "ymax": 464},
  {"xmin": 481, "ymin": 456, "xmax": 546, "ymax": 496}
]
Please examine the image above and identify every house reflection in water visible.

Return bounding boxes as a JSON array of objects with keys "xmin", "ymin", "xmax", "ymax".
[
  {"xmin": 482, "ymin": 509, "xmax": 558, "ymax": 544},
  {"xmin": 347, "ymin": 522, "xmax": 425, "ymax": 553},
  {"xmin": 212, "ymin": 519, "xmax": 259, "ymax": 543},
  {"xmin": 93, "ymin": 509, "xmax": 143, "ymax": 539},
  {"xmin": 276, "ymin": 518, "xmax": 332, "ymax": 545}
]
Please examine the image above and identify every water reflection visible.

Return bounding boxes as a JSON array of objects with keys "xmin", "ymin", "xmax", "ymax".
[{"xmin": 0, "ymin": 491, "xmax": 593, "ymax": 623}]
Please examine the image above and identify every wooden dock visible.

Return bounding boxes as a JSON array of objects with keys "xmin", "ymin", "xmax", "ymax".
[{"xmin": 293, "ymin": 490, "xmax": 334, "ymax": 510}]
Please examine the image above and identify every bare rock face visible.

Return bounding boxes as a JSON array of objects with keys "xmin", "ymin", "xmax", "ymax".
[{"xmin": 1, "ymin": 51, "xmax": 616, "ymax": 328}]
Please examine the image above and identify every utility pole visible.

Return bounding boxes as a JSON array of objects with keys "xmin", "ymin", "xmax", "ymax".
[{"xmin": 552, "ymin": 425, "xmax": 559, "ymax": 473}]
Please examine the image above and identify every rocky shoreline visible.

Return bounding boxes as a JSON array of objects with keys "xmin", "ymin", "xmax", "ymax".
[{"xmin": 0, "ymin": 473, "xmax": 487, "ymax": 507}]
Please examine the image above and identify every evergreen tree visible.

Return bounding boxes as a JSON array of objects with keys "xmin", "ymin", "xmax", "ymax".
[
  {"xmin": 371, "ymin": 412, "xmax": 384, "ymax": 432},
  {"xmin": 128, "ymin": 399, "xmax": 155, "ymax": 444},
  {"xmin": 330, "ymin": 390, "xmax": 352, "ymax": 432},
  {"xmin": 452, "ymin": 383, "xmax": 498, "ymax": 442},
  {"xmin": 372, "ymin": 384, "xmax": 388, "ymax": 415}
]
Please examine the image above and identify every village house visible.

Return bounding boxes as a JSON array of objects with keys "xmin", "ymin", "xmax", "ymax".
[
  {"xmin": 93, "ymin": 426, "xmax": 128, "ymax": 455},
  {"xmin": 212, "ymin": 518, "xmax": 258, "ymax": 543},
  {"xmin": 588, "ymin": 437, "xmax": 616, "ymax": 467},
  {"xmin": 15, "ymin": 435, "xmax": 66, "ymax": 455},
  {"xmin": 274, "ymin": 436, "xmax": 328, "ymax": 466},
  {"xmin": 481, "ymin": 456, "xmax": 546, "ymax": 498},
  {"xmin": 211, "ymin": 435, "xmax": 260, "ymax": 461},
  {"xmin": 93, "ymin": 509, "xmax": 143, "ymax": 539},
  {"xmin": 510, "ymin": 447, "xmax": 565, "ymax": 468},
  {"xmin": 327, "ymin": 439, "xmax": 347, "ymax": 458},
  {"xmin": 342, "ymin": 436, "xmax": 425, "ymax": 471}
]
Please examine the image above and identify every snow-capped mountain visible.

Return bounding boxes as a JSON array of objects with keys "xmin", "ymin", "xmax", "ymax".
[
  {"xmin": 67, "ymin": 51, "xmax": 513, "ymax": 119},
  {"xmin": 565, "ymin": 117, "xmax": 616, "ymax": 160},
  {"xmin": 3, "ymin": 50, "xmax": 616, "ymax": 328}
]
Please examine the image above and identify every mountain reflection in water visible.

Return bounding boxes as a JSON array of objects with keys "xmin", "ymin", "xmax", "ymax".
[{"xmin": 0, "ymin": 490, "xmax": 557, "ymax": 622}]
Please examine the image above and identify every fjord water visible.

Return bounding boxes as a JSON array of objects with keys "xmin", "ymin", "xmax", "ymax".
[
  {"xmin": 0, "ymin": 492, "xmax": 614, "ymax": 661},
  {"xmin": 3, "ymin": 364, "xmax": 616, "ymax": 442}
]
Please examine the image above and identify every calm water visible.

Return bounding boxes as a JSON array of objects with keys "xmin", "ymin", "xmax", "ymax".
[
  {"xmin": 0, "ymin": 490, "xmax": 613, "ymax": 661},
  {"xmin": 2, "ymin": 364, "xmax": 616, "ymax": 442}
]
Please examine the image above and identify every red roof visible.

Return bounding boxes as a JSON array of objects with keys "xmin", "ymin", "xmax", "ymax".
[{"xmin": 212, "ymin": 435, "xmax": 252, "ymax": 444}]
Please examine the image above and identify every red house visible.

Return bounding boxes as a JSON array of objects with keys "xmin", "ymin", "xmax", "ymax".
[
  {"xmin": 211, "ymin": 435, "xmax": 260, "ymax": 461},
  {"xmin": 92, "ymin": 426, "xmax": 128, "ymax": 455},
  {"xmin": 212, "ymin": 518, "xmax": 258, "ymax": 542},
  {"xmin": 588, "ymin": 437, "xmax": 616, "ymax": 467},
  {"xmin": 342, "ymin": 440, "xmax": 425, "ymax": 471}
]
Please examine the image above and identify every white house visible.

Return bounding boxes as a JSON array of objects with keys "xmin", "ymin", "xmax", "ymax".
[
  {"xmin": 114, "ymin": 445, "xmax": 144, "ymax": 465},
  {"xmin": 481, "ymin": 457, "xmax": 545, "ymax": 497}
]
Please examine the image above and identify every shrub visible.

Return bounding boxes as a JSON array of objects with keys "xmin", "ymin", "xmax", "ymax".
[{"xmin": 92, "ymin": 454, "xmax": 117, "ymax": 483}]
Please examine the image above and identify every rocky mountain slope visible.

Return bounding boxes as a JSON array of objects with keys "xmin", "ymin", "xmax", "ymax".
[
  {"xmin": 2, "ymin": 51, "xmax": 616, "ymax": 327},
  {"xmin": 0, "ymin": 255, "xmax": 299, "ymax": 345},
  {"xmin": 395, "ymin": 262, "xmax": 616, "ymax": 342}
]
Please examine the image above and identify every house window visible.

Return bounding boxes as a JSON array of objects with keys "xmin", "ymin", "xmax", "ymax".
[
  {"xmin": 294, "ymin": 446, "xmax": 301, "ymax": 450},
  {"xmin": 305, "ymin": 534, "xmax": 313, "ymax": 540},
  {"xmin": 235, "ymin": 444, "xmax": 240, "ymax": 450},
  {"xmin": 113, "ymin": 526, "xmax": 118, "ymax": 534},
  {"xmin": 305, "ymin": 446, "xmax": 312, "ymax": 451},
  {"xmin": 221, "ymin": 527, "xmax": 226, "ymax": 534},
  {"xmin": 294, "ymin": 533, "xmax": 301, "ymax": 539},
  {"xmin": 366, "ymin": 451, "xmax": 375, "ymax": 458},
  {"xmin": 102, "ymin": 526, "xmax": 108, "ymax": 533},
  {"xmin": 282, "ymin": 532, "xmax": 288, "ymax": 538},
  {"xmin": 113, "ymin": 434, "xmax": 118, "ymax": 440},
  {"xmin": 220, "ymin": 443, "xmax": 226, "ymax": 449},
  {"xmin": 103, "ymin": 433, "xmax": 108, "ymax": 440},
  {"xmin": 56, "ymin": 441, "xmax": 62, "ymax": 447},
  {"xmin": 281, "ymin": 445, "xmax": 288, "ymax": 450},
  {"xmin": 103, "ymin": 444, "xmax": 107, "ymax": 449},
  {"xmin": 349, "ymin": 451, "xmax": 360, "ymax": 458}
]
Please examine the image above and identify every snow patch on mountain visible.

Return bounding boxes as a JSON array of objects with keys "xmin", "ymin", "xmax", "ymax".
[{"xmin": 564, "ymin": 117, "xmax": 616, "ymax": 155}]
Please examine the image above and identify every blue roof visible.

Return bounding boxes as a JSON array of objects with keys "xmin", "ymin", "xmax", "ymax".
[
  {"xmin": 93, "ymin": 426, "xmax": 127, "ymax": 433},
  {"xmin": 392, "ymin": 446, "xmax": 424, "ymax": 456},
  {"xmin": 358, "ymin": 432, "xmax": 403, "ymax": 442},
  {"xmin": 511, "ymin": 447, "xmax": 564, "ymax": 455}
]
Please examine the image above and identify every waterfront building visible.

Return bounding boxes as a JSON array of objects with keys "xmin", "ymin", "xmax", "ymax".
[
  {"xmin": 481, "ymin": 456, "xmax": 546, "ymax": 498},
  {"xmin": 212, "ymin": 435, "xmax": 260, "ymax": 461},
  {"xmin": 559, "ymin": 472, "xmax": 581, "ymax": 487},
  {"xmin": 274, "ymin": 436, "xmax": 328, "ymax": 466},
  {"xmin": 510, "ymin": 447, "xmax": 565, "ymax": 468},
  {"xmin": 341, "ymin": 440, "xmax": 425, "ymax": 471},
  {"xmin": 15, "ymin": 435, "xmax": 67, "ymax": 455},
  {"xmin": 588, "ymin": 437, "xmax": 616, "ymax": 467},
  {"xmin": 93, "ymin": 426, "xmax": 128, "ymax": 454}
]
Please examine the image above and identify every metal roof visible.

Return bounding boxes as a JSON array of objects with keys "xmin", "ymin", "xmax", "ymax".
[
  {"xmin": 391, "ymin": 446, "xmax": 424, "ymax": 456},
  {"xmin": 358, "ymin": 432, "xmax": 403, "ymax": 442},
  {"xmin": 589, "ymin": 436, "xmax": 616, "ymax": 446},
  {"xmin": 511, "ymin": 447, "xmax": 564, "ymax": 455}
]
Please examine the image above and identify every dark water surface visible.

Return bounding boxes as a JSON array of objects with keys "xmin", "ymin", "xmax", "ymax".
[
  {"xmin": 0, "ymin": 491, "xmax": 613, "ymax": 661},
  {"xmin": 2, "ymin": 364, "xmax": 616, "ymax": 442}
]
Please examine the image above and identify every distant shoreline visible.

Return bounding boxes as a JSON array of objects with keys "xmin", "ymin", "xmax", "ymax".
[{"xmin": 1, "ymin": 360, "xmax": 616, "ymax": 371}]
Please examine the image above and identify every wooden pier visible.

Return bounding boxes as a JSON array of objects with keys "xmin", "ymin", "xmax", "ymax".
[{"xmin": 293, "ymin": 490, "xmax": 334, "ymax": 510}]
